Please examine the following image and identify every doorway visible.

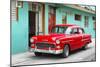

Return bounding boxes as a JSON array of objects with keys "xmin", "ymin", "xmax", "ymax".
[
  {"xmin": 48, "ymin": 6, "xmax": 56, "ymax": 33},
  {"xmin": 29, "ymin": 11, "xmax": 36, "ymax": 47}
]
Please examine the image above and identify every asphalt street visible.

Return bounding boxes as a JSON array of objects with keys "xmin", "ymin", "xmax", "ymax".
[{"xmin": 11, "ymin": 39, "xmax": 96, "ymax": 66}]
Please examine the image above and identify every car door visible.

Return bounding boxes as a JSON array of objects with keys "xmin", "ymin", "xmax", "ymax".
[
  {"xmin": 70, "ymin": 28, "xmax": 82, "ymax": 50},
  {"xmin": 78, "ymin": 28, "xmax": 86, "ymax": 47}
]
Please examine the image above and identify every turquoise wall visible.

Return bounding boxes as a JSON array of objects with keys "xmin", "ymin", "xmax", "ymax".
[
  {"xmin": 52, "ymin": 5, "xmax": 95, "ymax": 38},
  {"xmin": 45, "ymin": 4, "xmax": 49, "ymax": 34},
  {"xmin": 12, "ymin": 2, "xmax": 29, "ymax": 54}
]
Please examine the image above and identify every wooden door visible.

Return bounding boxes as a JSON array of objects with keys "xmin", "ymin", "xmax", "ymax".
[
  {"xmin": 48, "ymin": 6, "xmax": 56, "ymax": 33},
  {"xmin": 29, "ymin": 11, "xmax": 36, "ymax": 47}
]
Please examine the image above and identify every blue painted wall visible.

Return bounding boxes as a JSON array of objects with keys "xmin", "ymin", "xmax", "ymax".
[
  {"xmin": 45, "ymin": 4, "xmax": 49, "ymax": 34},
  {"xmin": 46, "ymin": 5, "xmax": 96, "ymax": 38},
  {"xmin": 12, "ymin": 2, "xmax": 29, "ymax": 54}
]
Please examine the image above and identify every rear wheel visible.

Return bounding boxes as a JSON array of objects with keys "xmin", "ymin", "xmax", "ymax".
[
  {"xmin": 82, "ymin": 44, "xmax": 88, "ymax": 50},
  {"xmin": 61, "ymin": 45, "xmax": 69, "ymax": 58},
  {"xmin": 34, "ymin": 52, "xmax": 42, "ymax": 56}
]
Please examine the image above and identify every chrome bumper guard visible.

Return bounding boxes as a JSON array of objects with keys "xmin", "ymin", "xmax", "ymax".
[{"xmin": 30, "ymin": 48, "xmax": 63, "ymax": 54}]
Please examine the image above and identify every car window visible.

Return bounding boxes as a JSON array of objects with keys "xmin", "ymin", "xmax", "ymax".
[
  {"xmin": 78, "ymin": 28, "xmax": 84, "ymax": 34},
  {"xmin": 71, "ymin": 28, "xmax": 79, "ymax": 34},
  {"xmin": 59, "ymin": 27, "xmax": 66, "ymax": 33},
  {"xmin": 65, "ymin": 27, "xmax": 72, "ymax": 34},
  {"xmin": 65, "ymin": 27, "xmax": 79, "ymax": 34},
  {"xmin": 51, "ymin": 26, "xmax": 67, "ymax": 34}
]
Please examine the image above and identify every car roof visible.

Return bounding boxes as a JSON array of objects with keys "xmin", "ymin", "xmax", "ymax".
[
  {"xmin": 55, "ymin": 24, "xmax": 81, "ymax": 28},
  {"xmin": 55, "ymin": 24, "xmax": 77, "ymax": 27}
]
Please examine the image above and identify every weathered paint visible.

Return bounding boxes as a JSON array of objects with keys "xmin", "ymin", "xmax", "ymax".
[{"xmin": 11, "ymin": 2, "xmax": 29, "ymax": 54}]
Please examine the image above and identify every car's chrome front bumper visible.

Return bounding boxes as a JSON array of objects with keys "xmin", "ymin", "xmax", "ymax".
[{"xmin": 30, "ymin": 48, "xmax": 63, "ymax": 54}]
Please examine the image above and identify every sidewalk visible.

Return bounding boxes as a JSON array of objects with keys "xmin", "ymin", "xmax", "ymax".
[{"xmin": 11, "ymin": 52, "xmax": 34, "ymax": 65}]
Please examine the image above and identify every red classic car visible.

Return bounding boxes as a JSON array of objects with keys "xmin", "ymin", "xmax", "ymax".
[{"xmin": 30, "ymin": 24, "xmax": 92, "ymax": 58}]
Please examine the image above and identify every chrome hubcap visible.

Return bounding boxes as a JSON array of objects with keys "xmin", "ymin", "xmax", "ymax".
[{"xmin": 65, "ymin": 45, "xmax": 69, "ymax": 56}]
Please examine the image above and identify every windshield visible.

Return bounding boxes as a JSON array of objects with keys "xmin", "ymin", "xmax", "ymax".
[{"xmin": 51, "ymin": 26, "xmax": 68, "ymax": 34}]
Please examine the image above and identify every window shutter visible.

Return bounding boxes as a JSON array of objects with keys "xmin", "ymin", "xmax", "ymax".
[{"xmin": 11, "ymin": 0, "xmax": 16, "ymax": 21}]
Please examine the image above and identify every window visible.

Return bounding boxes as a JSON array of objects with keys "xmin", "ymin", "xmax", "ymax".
[
  {"xmin": 62, "ymin": 16, "xmax": 66, "ymax": 24},
  {"xmin": 75, "ymin": 14, "xmax": 81, "ymax": 21},
  {"xmin": 51, "ymin": 26, "xmax": 67, "ymax": 34},
  {"xmin": 92, "ymin": 16, "xmax": 96, "ymax": 20},
  {"xmin": 29, "ymin": 2, "xmax": 39, "ymax": 12},
  {"xmin": 94, "ymin": 22, "xmax": 96, "ymax": 30},
  {"xmin": 17, "ymin": 1, "xmax": 23, "ymax": 8},
  {"xmin": 84, "ymin": 16, "xmax": 89, "ymax": 27},
  {"xmin": 92, "ymin": 16, "xmax": 96, "ymax": 30},
  {"xmin": 71, "ymin": 28, "xmax": 78, "ymax": 34},
  {"xmin": 78, "ymin": 28, "xmax": 84, "ymax": 34},
  {"xmin": 65, "ymin": 27, "xmax": 71, "ymax": 34},
  {"xmin": 11, "ymin": 0, "xmax": 18, "ymax": 21}
]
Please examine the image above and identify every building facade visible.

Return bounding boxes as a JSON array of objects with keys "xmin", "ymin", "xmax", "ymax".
[{"xmin": 11, "ymin": 1, "xmax": 96, "ymax": 54}]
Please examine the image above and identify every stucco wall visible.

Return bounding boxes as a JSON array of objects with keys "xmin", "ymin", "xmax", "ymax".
[
  {"xmin": 47, "ymin": 5, "xmax": 96, "ymax": 38},
  {"xmin": 45, "ymin": 4, "xmax": 49, "ymax": 34},
  {"xmin": 12, "ymin": 2, "xmax": 29, "ymax": 54}
]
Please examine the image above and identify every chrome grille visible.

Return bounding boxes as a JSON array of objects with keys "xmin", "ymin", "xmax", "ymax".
[{"xmin": 36, "ymin": 43, "xmax": 55, "ymax": 49}]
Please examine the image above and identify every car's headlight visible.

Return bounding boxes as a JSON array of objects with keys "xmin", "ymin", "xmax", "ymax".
[
  {"xmin": 56, "ymin": 40, "xmax": 60, "ymax": 44},
  {"xmin": 52, "ymin": 37, "xmax": 56, "ymax": 41},
  {"xmin": 30, "ymin": 38, "xmax": 34, "ymax": 43}
]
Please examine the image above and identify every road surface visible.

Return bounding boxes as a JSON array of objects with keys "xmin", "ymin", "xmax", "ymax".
[{"xmin": 11, "ymin": 39, "xmax": 96, "ymax": 66}]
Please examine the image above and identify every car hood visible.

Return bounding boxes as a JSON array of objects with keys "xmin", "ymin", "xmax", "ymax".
[{"xmin": 32, "ymin": 33, "xmax": 66, "ymax": 42}]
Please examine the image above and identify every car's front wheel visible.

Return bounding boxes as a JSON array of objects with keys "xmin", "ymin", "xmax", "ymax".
[{"xmin": 61, "ymin": 45, "xmax": 69, "ymax": 58}]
